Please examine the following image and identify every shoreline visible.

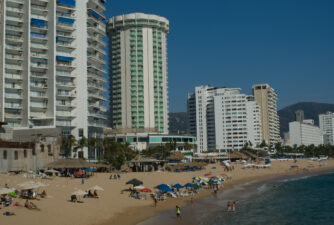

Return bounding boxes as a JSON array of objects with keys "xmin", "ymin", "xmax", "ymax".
[{"xmin": 97, "ymin": 160, "xmax": 334, "ymax": 225}]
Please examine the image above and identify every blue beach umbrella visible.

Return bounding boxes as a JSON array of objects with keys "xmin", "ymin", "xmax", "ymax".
[
  {"xmin": 172, "ymin": 184, "xmax": 184, "ymax": 189},
  {"xmin": 184, "ymin": 183, "xmax": 193, "ymax": 188},
  {"xmin": 211, "ymin": 167, "xmax": 217, "ymax": 169},
  {"xmin": 156, "ymin": 184, "xmax": 173, "ymax": 192}
]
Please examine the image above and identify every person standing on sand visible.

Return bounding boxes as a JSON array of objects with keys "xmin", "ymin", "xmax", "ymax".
[
  {"xmin": 232, "ymin": 201, "xmax": 236, "ymax": 212},
  {"xmin": 154, "ymin": 198, "xmax": 158, "ymax": 207},
  {"xmin": 176, "ymin": 205, "xmax": 181, "ymax": 219}
]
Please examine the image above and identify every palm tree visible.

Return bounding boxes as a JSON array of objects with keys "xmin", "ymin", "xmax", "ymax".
[
  {"xmin": 76, "ymin": 136, "xmax": 88, "ymax": 159},
  {"xmin": 88, "ymin": 137, "xmax": 98, "ymax": 161},
  {"xmin": 61, "ymin": 135, "xmax": 76, "ymax": 157}
]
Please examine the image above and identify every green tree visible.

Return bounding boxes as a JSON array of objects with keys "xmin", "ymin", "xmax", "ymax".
[
  {"xmin": 88, "ymin": 137, "xmax": 98, "ymax": 160},
  {"xmin": 104, "ymin": 142, "xmax": 138, "ymax": 170},
  {"xmin": 61, "ymin": 135, "xmax": 76, "ymax": 157},
  {"xmin": 76, "ymin": 136, "xmax": 88, "ymax": 158}
]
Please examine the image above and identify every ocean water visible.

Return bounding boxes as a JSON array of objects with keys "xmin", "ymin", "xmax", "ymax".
[
  {"xmin": 138, "ymin": 170, "xmax": 334, "ymax": 225},
  {"xmin": 205, "ymin": 172, "xmax": 334, "ymax": 225}
]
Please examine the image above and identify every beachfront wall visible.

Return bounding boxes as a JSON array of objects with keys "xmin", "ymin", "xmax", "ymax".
[{"xmin": 0, "ymin": 140, "xmax": 60, "ymax": 172}]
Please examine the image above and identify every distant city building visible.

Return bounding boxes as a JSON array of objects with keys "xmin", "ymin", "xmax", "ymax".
[
  {"xmin": 319, "ymin": 112, "xmax": 334, "ymax": 145},
  {"xmin": 289, "ymin": 120, "xmax": 323, "ymax": 147},
  {"xmin": 295, "ymin": 109, "xmax": 305, "ymax": 122},
  {"xmin": 0, "ymin": 0, "xmax": 108, "ymax": 159},
  {"xmin": 187, "ymin": 86, "xmax": 262, "ymax": 153},
  {"xmin": 252, "ymin": 84, "xmax": 280, "ymax": 145},
  {"xmin": 107, "ymin": 13, "xmax": 169, "ymax": 133}
]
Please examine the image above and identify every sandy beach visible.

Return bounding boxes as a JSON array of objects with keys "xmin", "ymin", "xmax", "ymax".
[{"xmin": 1, "ymin": 159, "xmax": 334, "ymax": 225}]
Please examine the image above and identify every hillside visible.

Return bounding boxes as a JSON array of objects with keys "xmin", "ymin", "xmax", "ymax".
[
  {"xmin": 168, "ymin": 112, "xmax": 187, "ymax": 134},
  {"xmin": 278, "ymin": 102, "xmax": 334, "ymax": 136}
]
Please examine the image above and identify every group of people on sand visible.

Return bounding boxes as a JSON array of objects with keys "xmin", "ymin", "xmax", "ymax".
[
  {"xmin": 24, "ymin": 200, "xmax": 38, "ymax": 210},
  {"xmin": 227, "ymin": 201, "xmax": 236, "ymax": 212},
  {"xmin": 109, "ymin": 174, "xmax": 121, "ymax": 180},
  {"xmin": 224, "ymin": 166, "xmax": 235, "ymax": 172},
  {"xmin": 85, "ymin": 190, "xmax": 99, "ymax": 198}
]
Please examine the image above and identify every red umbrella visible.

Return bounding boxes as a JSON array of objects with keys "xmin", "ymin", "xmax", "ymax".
[
  {"xmin": 204, "ymin": 173, "xmax": 212, "ymax": 177},
  {"xmin": 140, "ymin": 188, "xmax": 152, "ymax": 193},
  {"xmin": 74, "ymin": 171, "xmax": 85, "ymax": 176}
]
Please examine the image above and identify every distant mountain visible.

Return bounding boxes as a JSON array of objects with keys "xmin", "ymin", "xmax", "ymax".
[
  {"xmin": 169, "ymin": 112, "xmax": 187, "ymax": 134},
  {"xmin": 278, "ymin": 102, "xmax": 334, "ymax": 136}
]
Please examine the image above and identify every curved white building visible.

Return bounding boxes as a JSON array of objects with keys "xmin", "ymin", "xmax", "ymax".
[{"xmin": 107, "ymin": 13, "xmax": 169, "ymax": 133}]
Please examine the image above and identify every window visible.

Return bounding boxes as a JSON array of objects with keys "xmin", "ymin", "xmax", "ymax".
[
  {"xmin": 3, "ymin": 150, "xmax": 7, "ymax": 160},
  {"xmin": 79, "ymin": 128, "xmax": 83, "ymax": 137},
  {"xmin": 48, "ymin": 145, "xmax": 51, "ymax": 153},
  {"xmin": 14, "ymin": 151, "xmax": 18, "ymax": 160},
  {"xmin": 24, "ymin": 149, "xmax": 27, "ymax": 158},
  {"xmin": 41, "ymin": 144, "xmax": 44, "ymax": 152}
]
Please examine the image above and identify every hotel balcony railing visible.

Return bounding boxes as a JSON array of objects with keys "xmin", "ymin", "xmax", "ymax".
[
  {"xmin": 31, "ymin": 63, "xmax": 48, "ymax": 69},
  {"xmin": 5, "ymin": 93, "xmax": 22, "ymax": 99},
  {"xmin": 5, "ymin": 44, "xmax": 23, "ymax": 51},
  {"xmin": 6, "ymin": 34, "xmax": 23, "ymax": 42},
  {"xmin": 56, "ymin": 12, "xmax": 75, "ymax": 18},
  {"xmin": 6, "ymin": 15, "xmax": 23, "ymax": 22},
  {"xmin": 6, "ymin": 64, "xmax": 23, "ymax": 70},
  {"xmin": 5, "ymin": 54, "xmax": 23, "ymax": 60},
  {"xmin": 31, "ymin": 52, "xmax": 48, "ymax": 58},
  {"xmin": 31, "ymin": 14, "xmax": 48, "ymax": 20},
  {"xmin": 5, "ymin": 113, "xmax": 22, "ymax": 119},
  {"xmin": 57, "ymin": 92, "xmax": 76, "ymax": 98},
  {"xmin": 5, "ymin": 73, "xmax": 22, "ymax": 80},
  {"xmin": 5, "ymin": 103, "xmax": 22, "ymax": 109},
  {"xmin": 6, "ymin": 6, "xmax": 24, "ymax": 13},
  {"xmin": 31, "ymin": 4, "xmax": 48, "ymax": 11},
  {"xmin": 30, "ymin": 83, "xmax": 48, "ymax": 88},
  {"xmin": 6, "ymin": 24, "xmax": 24, "ymax": 32},
  {"xmin": 30, "ymin": 102, "xmax": 48, "ymax": 108},
  {"xmin": 30, "ymin": 43, "xmax": 48, "ymax": 49},
  {"xmin": 56, "ymin": 111, "xmax": 74, "ymax": 117}
]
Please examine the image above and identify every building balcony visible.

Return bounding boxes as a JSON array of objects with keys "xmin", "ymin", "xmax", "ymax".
[
  {"xmin": 30, "ymin": 43, "xmax": 48, "ymax": 50},
  {"xmin": 5, "ymin": 44, "xmax": 23, "ymax": 52},
  {"xmin": 30, "ymin": 83, "xmax": 48, "ymax": 89},
  {"xmin": 30, "ymin": 94, "xmax": 48, "ymax": 100},
  {"xmin": 87, "ymin": 72, "xmax": 106, "ymax": 82},
  {"xmin": 56, "ymin": 62, "xmax": 76, "ymax": 70},
  {"xmin": 55, "ymin": 121, "xmax": 76, "ymax": 127},
  {"xmin": 5, "ymin": 73, "xmax": 22, "ymax": 81},
  {"xmin": 56, "ymin": 103, "xmax": 76, "ymax": 109},
  {"xmin": 57, "ymin": 23, "xmax": 75, "ymax": 31},
  {"xmin": 6, "ymin": 24, "xmax": 24, "ymax": 34},
  {"xmin": 5, "ymin": 113, "xmax": 22, "ymax": 119},
  {"xmin": 88, "ymin": 83, "xmax": 105, "ymax": 91},
  {"xmin": 6, "ymin": 34, "xmax": 23, "ymax": 43},
  {"xmin": 5, "ymin": 103, "xmax": 22, "ymax": 109},
  {"xmin": 31, "ymin": 3, "xmax": 48, "ymax": 13},
  {"xmin": 5, "ymin": 93, "xmax": 23, "ymax": 100},
  {"xmin": 56, "ymin": 82, "xmax": 75, "ymax": 89},
  {"xmin": 87, "ymin": 55, "xmax": 105, "ymax": 66},
  {"xmin": 88, "ymin": 93, "xmax": 105, "ymax": 100},
  {"xmin": 30, "ymin": 32, "xmax": 48, "ymax": 42},
  {"xmin": 6, "ymin": 64, "xmax": 23, "ymax": 71},
  {"xmin": 56, "ymin": 42, "xmax": 75, "ymax": 50},
  {"xmin": 5, "ymin": 54, "xmax": 23, "ymax": 62},
  {"xmin": 88, "ymin": 121, "xmax": 105, "ymax": 128},
  {"xmin": 57, "ymin": 92, "xmax": 76, "ymax": 98},
  {"xmin": 5, "ymin": 84, "xmax": 22, "ymax": 90},
  {"xmin": 6, "ymin": 15, "xmax": 23, "ymax": 23},
  {"xmin": 30, "ymin": 102, "xmax": 48, "ymax": 109},
  {"xmin": 88, "ymin": 112, "xmax": 107, "ymax": 120},
  {"xmin": 56, "ymin": 111, "xmax": 75, "ymax": 119},
  {"xmin": 87, "ymin": 65, "xmax": 106, "ymax": 75},
  {"xmin": 31, "ymin": 63, "xmax": 48, "ymax": 71}
]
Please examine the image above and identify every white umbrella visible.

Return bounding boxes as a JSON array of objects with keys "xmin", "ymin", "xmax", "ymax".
[
  {"xmin": 134, "ymin": 185, "xmax": 145, "ymax": 190},
  {"xmin": 0, "ymin": 188, "xmax": 15, "ymax": 195},
  {"xmin": 90, "ymin": 185, "xmax": 104, "ymax": 191},
  {"xmin": 19, "ymin": 181, "xmax": 48, "ymax": 190},
  {"xmin": 45, "ymin": 169, "xmax": 60, "ymax": 173},
  {"xmin": 72, "ymin": 189, "xmax": 87, "ymax": 196}
]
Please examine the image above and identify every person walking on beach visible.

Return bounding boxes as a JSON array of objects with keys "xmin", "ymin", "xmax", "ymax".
[
  {"xmin": 154, "ymin": 198, "xmax": 158, "ymax": 207},
  {"xmin": 227, "ymin": 201, "xmax": 231, "ymax": 212},
  {"xmin": 176, "ymin": 205, "xmax": 181, "ymax": 219},
  {"xmin": 232, "ymin": 201, "xmax": 236, "ymax": 212}
]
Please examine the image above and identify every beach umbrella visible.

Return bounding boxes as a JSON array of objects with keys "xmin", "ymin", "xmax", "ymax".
[
  {"xmin": 72, "ymin": 189, "xmax": 87, "ymax": 196},
  {"xmin": 0, "ymin": 188, "xmax": 15, "ymax": 195},
  {"xmin": 19, "ymin": 181, "xmax": 48, "ymax": 190},
  {"xmin": 45, "ymin": 169, "xmax": 60, "ymax": 173},
  {"xmin": 192, "ymin": 183, "xmax": 202, "ymax": 189},
  {"xmin": 172, "ymin": 184, "xmax": 184, "ymax": 189},
  {"xmin": 90, "ymin": 185, "xmax": 104, "ymax": 191},
  {"xmin": 134, "ymin": 185, "xmax": 145, "ymax": 190},
  {"xmin": 211, "ymin": 167, "xmax": 217, "ymax": 169},
  {"xmin": 140, "ymin": 188, "xmax": 152, "ymax": 193},
  {"xmin": 155, "ymin": 184, "xmax": 172, "ymax": 192},
  {"xmin": 126, "ymin": 178, "xmax": 143, "ymax": 187},
  {"xmin": 184, "ymin": 183, "xmax": 193, "ymax": 188}
]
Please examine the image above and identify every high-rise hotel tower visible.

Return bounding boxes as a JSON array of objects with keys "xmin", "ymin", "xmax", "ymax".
[
  {"xmin": 107, "ymin": 13, "xmax": 169, "ymax": 133},
  {"xmin": 0, "ymin": 0, "xmax": 107, "ymax": 158}
]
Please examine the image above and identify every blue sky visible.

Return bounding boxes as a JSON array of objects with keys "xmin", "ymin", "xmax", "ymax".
[{"xmin": 105, "ymin": 0, "xmax": 334, "ymax": 112}]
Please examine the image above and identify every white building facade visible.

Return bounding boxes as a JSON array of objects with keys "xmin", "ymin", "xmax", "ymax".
[
  {"xmin": 214, "ymin": 89, "xmax": 262, "ymax": 152},
  {"xmin": 319, "ymin": 112, "xmax": 334, "ymax": 145},
  {"xmin": 0, "ymin": 0, "xmax": 107, "ymax": 158},
  {"xmin": 289, "ymin": 120, "xmax": 323, "ymax": 147},
  {"xmin": 106, "ymin": 13, "xmax": 169, "ymax": 133},
  {"xmin": 187, "ymin": 86, "xmax": 262, "ymax": 153}
]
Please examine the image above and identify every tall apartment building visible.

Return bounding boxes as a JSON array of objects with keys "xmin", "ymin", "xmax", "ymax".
[
  {"xmin": 214, "ymin": 90, "xmax": 262, "ymax": 152},
  {"xmin": 187, "ymin": 86, "xmax": 262, "ymax": 152},
  {"xmin": 107, "ymin": 13, "xmax": 169, "ymax": 133},
  {"xmin": 319, "ymin": 112, "xmax": 334, "ymax": 145},
  {"xmin": 289, "ymin": 120, "xmax": 323, "ymax": 147},
  {"xmin": 0, "ymin": 0, "xmax": 107, "ymax": 158},
  {"xmin": 252, "ymin": 84, "xmax": 280, "ymax": 145}
]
